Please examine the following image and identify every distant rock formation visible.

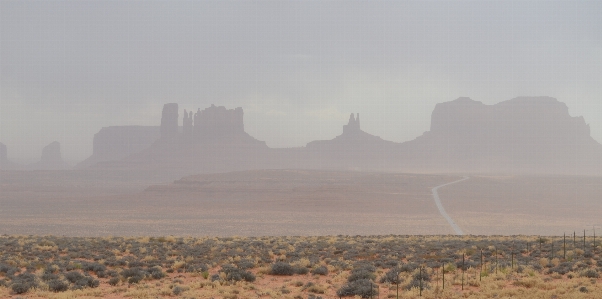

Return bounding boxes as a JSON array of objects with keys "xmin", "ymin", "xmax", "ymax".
[
  {"xmin": 29, "ymin": 141, "xmax": 70, "ymax": 170},
  {"xmin": 76, "ymin": 126, "xmax": 160, "ymax": 169},
  {"xmin": 160, "ymin": 103, "xmax": 179, "ymax": 139},
  {"xmin": 41, "ymin": 141, "xmax": 61, "ymax": 163},
  {"xmin": 0, "ymin": 142, "xmax": 6, "ymax": 162},
  {"xmin": 308, "ymin": 112, "xmax": 394, "ymax": 147},
  {"xmin": 117, "ymin": 104, "xmax": 267, "ymax": 178},
  {"xmin": 402, "ymin": 96, "xmax": 602, "ymax": 174},
  {"xmin": 304, "ymin": 112, "xmax": 398, "ymax": 170},
  {"xmin": 183, "ymin": 109, "xmax": 193, "ymax": 137},
  {"xmin": 78, "ymin": 97, "xmax": 602, "ymax": 177},
  {"xmin": 191, "ymin": 105, "xmax": 245, "ymax": 138},
  {"xmin": 0, "ymin": 142, "xmax": 20, "ymax": 170},
  {"xmin": 343, "ymin": 113, "xmax": 360, "ymax": 134}
]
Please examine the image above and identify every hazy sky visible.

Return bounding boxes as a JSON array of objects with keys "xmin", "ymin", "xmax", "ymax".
[{"xmin": 1, "ymin": 1, "xmax": 601, "ymax": 163}]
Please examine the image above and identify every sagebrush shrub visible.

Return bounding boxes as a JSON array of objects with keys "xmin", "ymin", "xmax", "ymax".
[
  {"xmin": 220, "ymin": 265, "xmax": 256, "ymax": 282},
  {"xmin": 11, "ymin": 282, "xmax": 30, "ymax": 294},
  {"xmin": 294, "ymin": 266, "xmax": 309, "ymax": 275},
  {"xmin": 108, "ymin": 277, "xmax": 120, "ymax": 286},
  {"xmin": 128, "ymin": 275, "xmax": 143, "ymax": 284},
  {"xmin": 336, "ymin": 279, "xmax": 377, "ymax": 299},
  {"xmin": 311, "ymin": 266, "xmax": 328, "ymax": 276},
  {"xmin": 271, "ymin": 262, "xmax": 294, "ymax": 276},
  {"xmin": 348, "ymin": 269, "xmax": 375, "ymax": 282},
  {"xmin": 48, "ymin": 279, "xmax": 69, "ymax": 292},
  {"xmin": 173, "ymin": 286, "xmax": 184, "ymax": 295},
  {"xmin": 581, "ymin": 269, "xmax": 599, "ymax": 278},
  {"xmin": 404, "ymin": 279, "xmax": 430, "ymax": 291},
  {"xmin": 379, "ymin": 268, "xmax": 401, "ymax": 284},
  {"xmin": 64, "ymin": 271, "xmax": 85, "ymax": 284}
]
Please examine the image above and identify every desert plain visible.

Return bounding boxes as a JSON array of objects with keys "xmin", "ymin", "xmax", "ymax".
[
  {"xmin": 1, "ymin": 169, "xmax": 601, "ymax": 236},
  {"xmin": 2, "ymin": 169, "xmax": 602, "ymax": 298}
]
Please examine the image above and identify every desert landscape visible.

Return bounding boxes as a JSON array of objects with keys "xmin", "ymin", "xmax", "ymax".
[
  {"xmin": 3, "ymin": 234, "xmax": 602, "ymax": 299},
  {"xmin": 3, "ymin": 169, "xmax": 601, "ymax": 298},
  {"xmin": 3, "ymin": 1, "xmax": 602, "ymax": 297},
  {"xmin": 1, "ymin": 170, "xmax": 601, "ymax": 237}
]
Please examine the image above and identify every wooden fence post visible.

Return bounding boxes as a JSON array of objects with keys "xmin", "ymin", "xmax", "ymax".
[
  {"xmin": 562, "ymin": 233, "xmax": 566, "ymax": 260},
  {"xmin": 495, "ymin": 248, "xmax": 498, "ymax": 274},
  {"xmin": 441, "ymin": 263, "xmax": 445, "ymax": 290},
  {"xmin": 480, "ymin": 249, "xmax": 483, "ymax": 281},
  {"xmin": 462, "ymin": 253, "xmax": 464, "ymax": 290}
]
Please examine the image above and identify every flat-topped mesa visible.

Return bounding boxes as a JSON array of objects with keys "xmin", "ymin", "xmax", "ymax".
[
  {"xmin": 160, "ymin": 103, "xmax": 179, "ymax": 139},
  {"xmin": 343, "ymin": 113, "xmax": 361, "ymax": 135},
  {"xmin": 0, "ymin": 142, "xmax": 6, "ymax": 161},
  {"xmin": 406, "ymin": 96, "xmax": 602, "ymax": 175},
  {"xmin": 192, "ymin": 104, "xmax": 245, "ymax": 138},
  {"xmin": 429, "ymin": 96, "xmax": 592, "ymax": 140}
]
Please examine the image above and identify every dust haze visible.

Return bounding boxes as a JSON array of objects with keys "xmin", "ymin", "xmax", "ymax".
[{"xmin": 1, "ymin": 1, "xmax": 602, "ymax": 238}]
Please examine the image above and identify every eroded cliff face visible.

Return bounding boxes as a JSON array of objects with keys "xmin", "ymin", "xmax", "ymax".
[
  {"xmin": 41, "ymin": 141, "xmax": 62, "ymax": 163},
  {"xmin": 193, "ymin": 105, "xmax": 245, "ymax": 138},
  {"xmin": 77, "ymin": 98, "xmax": 602, "ymax": 177},
  {"xmin": 76, "ymin": 126, "xmax": 161, "ymax": 169},
  {"xmin": 113, "ymin": 104, "xmax": 268, "ymax": 179},
  {"xmin": 29, "ymin": 141, "xmax": 70, "ymax": 170},
  {"xmin": 0, "ymin": 142, "xmax": 6, "ymax": 162},
  {"xmin": 0, "ymin": 142, "xmax": 19, "ymax": 170},
  {"xmin": 430, "ymin": 97, "xmax": 591, "ymax": 141},
  {"xmin": 405, "ymin": 96, "xmax": 602, "ymax": 174},
  {"xmin": 160, "ymin": 103, "xmax": 179, "ymax": 140}
]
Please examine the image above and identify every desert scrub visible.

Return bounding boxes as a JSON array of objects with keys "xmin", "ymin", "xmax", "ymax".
[
  {"xmin": 404, "ymin": 268, "xmax": 431, "ymax": 291},
  {"xmin": 311, "ymin": 266, "xmax": 328, "ymax": 276},
  {"xmin": 581, "ymin": 269, "xmax": 599, "ymax": 278},
  {"xmin": 2, "ymin": 235, "xmax": 602, "ymax": 298},
  {"xmin": 220, "ymin": 264, "xmax": 256, "ymax": 282},
  {"xmin": 337, "ymin": 279, "xmax": 378, "ymax": 298},
  {"xmin": 47, "ymin": 279, "xmax": 69, "ymax": 292},
  {"xmin": 270, "ymin": 262, "xmax": 295, "ymax": 275}
]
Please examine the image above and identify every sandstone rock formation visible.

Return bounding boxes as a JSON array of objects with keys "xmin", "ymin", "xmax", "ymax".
[
  {"xmin": 304, "ymin": 112, "xmax": 398, "ymax": 171},
  {"xmin": 29, "ymin": 141, "xmax": 70, "ymax": 170},
  {"xmin": 76, "ymin": 126, "xmax": 160, "ymax": 169},
  {"xmin": 118, "ymin": 104, "xmax": 267, "ymax": 179},
  {"xmin": 80, "ymin": 97, "xmax": 602, "ymax": 178},
  {"xmin": 160, "ymin": 103, "xmax": 179, "ymax": 139},
  {"xmin": 193, "ymin": 105, "xmax": 245, "ymax": 138},
  {"xmin": 343, "ymin": 113, "xmax": 360, "ymax": 134},
  {"xmin": 0, "ymin": 142, "xmax": 20, "ymax": 170},
  {"xmin": 0, "ymin": 142, "xmax": 6, "ymax": 162},
  {"xmin": 183, "ymin": 109, "xmax": 193, "ymax": 136},
  {"xmin": 401, "ymin": 97, "xmax": 602, "ymax": 174},
  {"xmin": 41, "ymin": 141, "xmax": 62, "ymax": 162}
]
